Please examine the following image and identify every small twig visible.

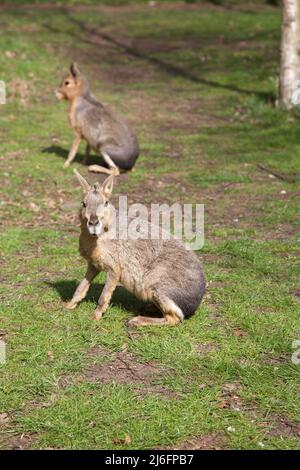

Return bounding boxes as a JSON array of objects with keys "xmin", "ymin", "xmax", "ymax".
[
  {"xmin": 257, "ymin": 164, "xmax": 296, "ymax": 183},
  {"xmin": 117, "ymin": 356, "xmax": 142, "ymax": 381}
]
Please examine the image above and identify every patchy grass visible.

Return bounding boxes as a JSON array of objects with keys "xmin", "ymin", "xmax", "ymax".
[{"xmin": 0, "ymin": 1, "xmax": 300, "ymax": 450}]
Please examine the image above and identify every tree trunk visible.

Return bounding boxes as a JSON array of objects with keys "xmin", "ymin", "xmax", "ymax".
[{"xmin": 279, "ymin": 0, "xmax": 300, "ymax": 109}]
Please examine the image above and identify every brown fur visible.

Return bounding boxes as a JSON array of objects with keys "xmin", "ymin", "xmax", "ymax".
[
  {"xmin": 66, "ymin": 171, "xmax": 205, "ymax": 327},
  {"xmin": 56, "ymin": 63, "xmax": 139, "ymax": 174}
]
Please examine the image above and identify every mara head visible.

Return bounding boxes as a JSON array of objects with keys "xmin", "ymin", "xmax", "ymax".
[
  {"xmin": 74, "ymin": 170, "xmax": 115, "ymax": 237},
  {"xmin": 55, "ymin": 63, "xmax": 88, "ymax": 101}
]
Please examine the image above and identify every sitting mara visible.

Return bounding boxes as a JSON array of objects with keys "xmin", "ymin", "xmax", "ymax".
[
  {"xmin": 66, "ymin": 170, "xmax": 205, "ymax": 326},
  {"xmin": 56, "ymin": 63, "xmax": 139, "ymax": 175}
]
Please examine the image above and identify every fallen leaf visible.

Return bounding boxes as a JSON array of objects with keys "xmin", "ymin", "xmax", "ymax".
[
  {"xmin": 217, "ymin": 399, "xmax": 229, "ymax": 409},
  {"xmin": 233, "ymin": 329, "xmax": 249, "ymax": 337},
  {"xmin": 222, "ymin": 382, "xmax": 241, "ymax": 394},
  {"xmin": 29, "ymin": 202, "xmax": 39, "ymax": 212},
  {"xmin": 0, "ymin": 413, "xmax": 10, "ymax": 425},
  {"xmin": 5, "ymin": 50, "xmax": 16, "ymax": 59},
  {"xmin": 113, "ymin": 434, "xmax": 132, "ymax": 445},
  {"xmin": 47, "ymin": 351, "xmax": 54, "ymax": 361}
]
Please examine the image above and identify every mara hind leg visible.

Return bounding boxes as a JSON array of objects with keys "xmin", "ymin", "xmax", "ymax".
[
  {"xmin": 88, "ymin": 151, "xmax": 120, "ymax": 176},
  {"xmin": 128, "ymin": 294, "xmax": 183, "ymax": 327}
]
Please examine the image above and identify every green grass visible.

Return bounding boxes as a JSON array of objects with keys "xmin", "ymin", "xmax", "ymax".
[{"xmin": 0, "ymin": 1, "xmax": 300, "ymax": 450}]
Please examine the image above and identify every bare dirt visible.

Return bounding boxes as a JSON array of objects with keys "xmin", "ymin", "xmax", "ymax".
[
  {"xmin": 1, "ymin": 433, "xmax": 36, "ymax": 450},
  {"xmin": 170, "ymin": 432, "xmax": 228, "ymax": 450},
  {"xmin": 267, "ymin": 416, "xmax": 300, "ymax": 438},
  {"xmin": 84, "ymin": 347, "xmax": 176, "ymax": 397}
]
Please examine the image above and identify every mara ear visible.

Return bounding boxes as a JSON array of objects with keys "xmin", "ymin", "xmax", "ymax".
[
  {"xmin": 70, "ymin": 63, "xmax": 81, "ymax": 79},
  {"xmin": 102, "ymin": 175, "xmax": 114, "ymax": 199},
  {"xmin": 74, "ymin": 169, "xmax": 91, "ymax": 193}
]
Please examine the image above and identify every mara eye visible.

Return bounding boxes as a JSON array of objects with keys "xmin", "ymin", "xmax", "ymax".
[
  {"xmin": 64, "ymin": 80, "xmax": 70, "ymax": 86},
  {"xmin": 81, "ymin": 201, "xmax": 86, "ymax": 208},
  {"xmin": 105, "ymin": 201, "xmax": 109, "ymax": 207}
]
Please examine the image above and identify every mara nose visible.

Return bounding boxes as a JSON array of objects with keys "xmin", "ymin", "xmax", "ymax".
[
  {"xmin": 88, "ymin": 216, "xmax": 99, "ymax": 226},
  {"xmin": 55, "ymin": 89, "xmax": 64, "ymax": 101}
]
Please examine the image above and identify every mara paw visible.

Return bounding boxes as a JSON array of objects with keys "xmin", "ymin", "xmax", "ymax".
[
  {"xmin": 92, "ymin": 309, "xmax": 104, "ymax": 321},
  {"xmin": 65, "ymin": 301, "xmax": 77, "ymax": 310},
  {"xmin": 127, "ymin": 316, "xmax": 144, "ymax": 327},
  {"xmin": 88, "ymin": 164, "xmax": 101, "ymax": 173},
  {"xmin": 127, "ymin": 315, "xmax": 161, "ymax": 327}
]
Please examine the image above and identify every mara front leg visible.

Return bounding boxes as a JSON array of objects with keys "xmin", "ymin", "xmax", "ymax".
[
  {"xmin": 66, "ymin": 263, "xmax": 99, "ymax": 309},
  {"xmin": 64, "ymin": 132, "xmax": 81, "ymax": 168},
  {"xmin": 93, "ymin": 271, "xmax": 119, "ymax": 320}
]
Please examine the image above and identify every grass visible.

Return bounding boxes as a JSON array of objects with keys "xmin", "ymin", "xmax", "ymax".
[{"xmin": 0, "ymin": 0, "xmax": 299, "ymax": 450}]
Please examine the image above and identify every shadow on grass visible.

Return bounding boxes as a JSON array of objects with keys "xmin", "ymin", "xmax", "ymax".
[
  {"xmin": 42, "ymin": 146, "xmax": 108, "ymax": 167},
  {"xmin": 46, "ymin": 279, "xmax": 146, "ymax": 315},
  {"xmin": 40, "ymin": 7, "xmax": 275, "ymax": 103},
  {"xmin": 42, "ymin": 145, "xmax": 69, "ymax": 159}
]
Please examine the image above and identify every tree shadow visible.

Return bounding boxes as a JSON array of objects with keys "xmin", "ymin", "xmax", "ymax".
[
  {"xmin": 13, "ymin": 4, "xmax": 276, "ymax": 103},
  {"xmin": 46, "ymin": 279, "xmax": 147, "ymax": 315},
  {"xmin": 43, "ymin": 7, "xmax": 276, "ymax": 103}
]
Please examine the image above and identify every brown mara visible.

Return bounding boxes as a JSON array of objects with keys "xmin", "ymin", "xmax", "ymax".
[
  {"xmin": 65, "ymin": 170, "xmax": 205, "ymax": 327},
  {"xmin": 56, "ymin": 63, "xmax": 139, "ymax": 175}
]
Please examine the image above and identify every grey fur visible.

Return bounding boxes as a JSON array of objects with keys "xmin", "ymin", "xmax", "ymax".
[
  {"xmin": 67, "ymin": 172, "xmax": 205, "ymax": 326},
  {"xmin": 78, "ymin": 98, "xmax": 139, "ymax": 170},
  {"xmin": 56, "ymin": 64, "xmax": 139, "ymax": 173}
]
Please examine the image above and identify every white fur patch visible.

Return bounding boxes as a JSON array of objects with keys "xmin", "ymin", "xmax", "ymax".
[
  {"xmin": 164, "ymin": 298, "xmax": 184, "ymax": 321},
  {"xmin": 55, "ymin": 90, "xmax": 64, "ymax": 100},
  {"xmin": 171, "ymin": 303, "xmax": 184, "ymax": 321},
  {"xmin": 87, "ymin": 222, "xmax": 102, "ymax": 236}
]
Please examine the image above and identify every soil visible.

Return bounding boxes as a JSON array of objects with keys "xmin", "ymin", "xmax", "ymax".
[
  {"xmin": 84, "ymin": 348, "xmax": 176, "ymax": 397},
  {"xmin": 170, "ymin": 432, "xmax": 228, "ymax": 450}
]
